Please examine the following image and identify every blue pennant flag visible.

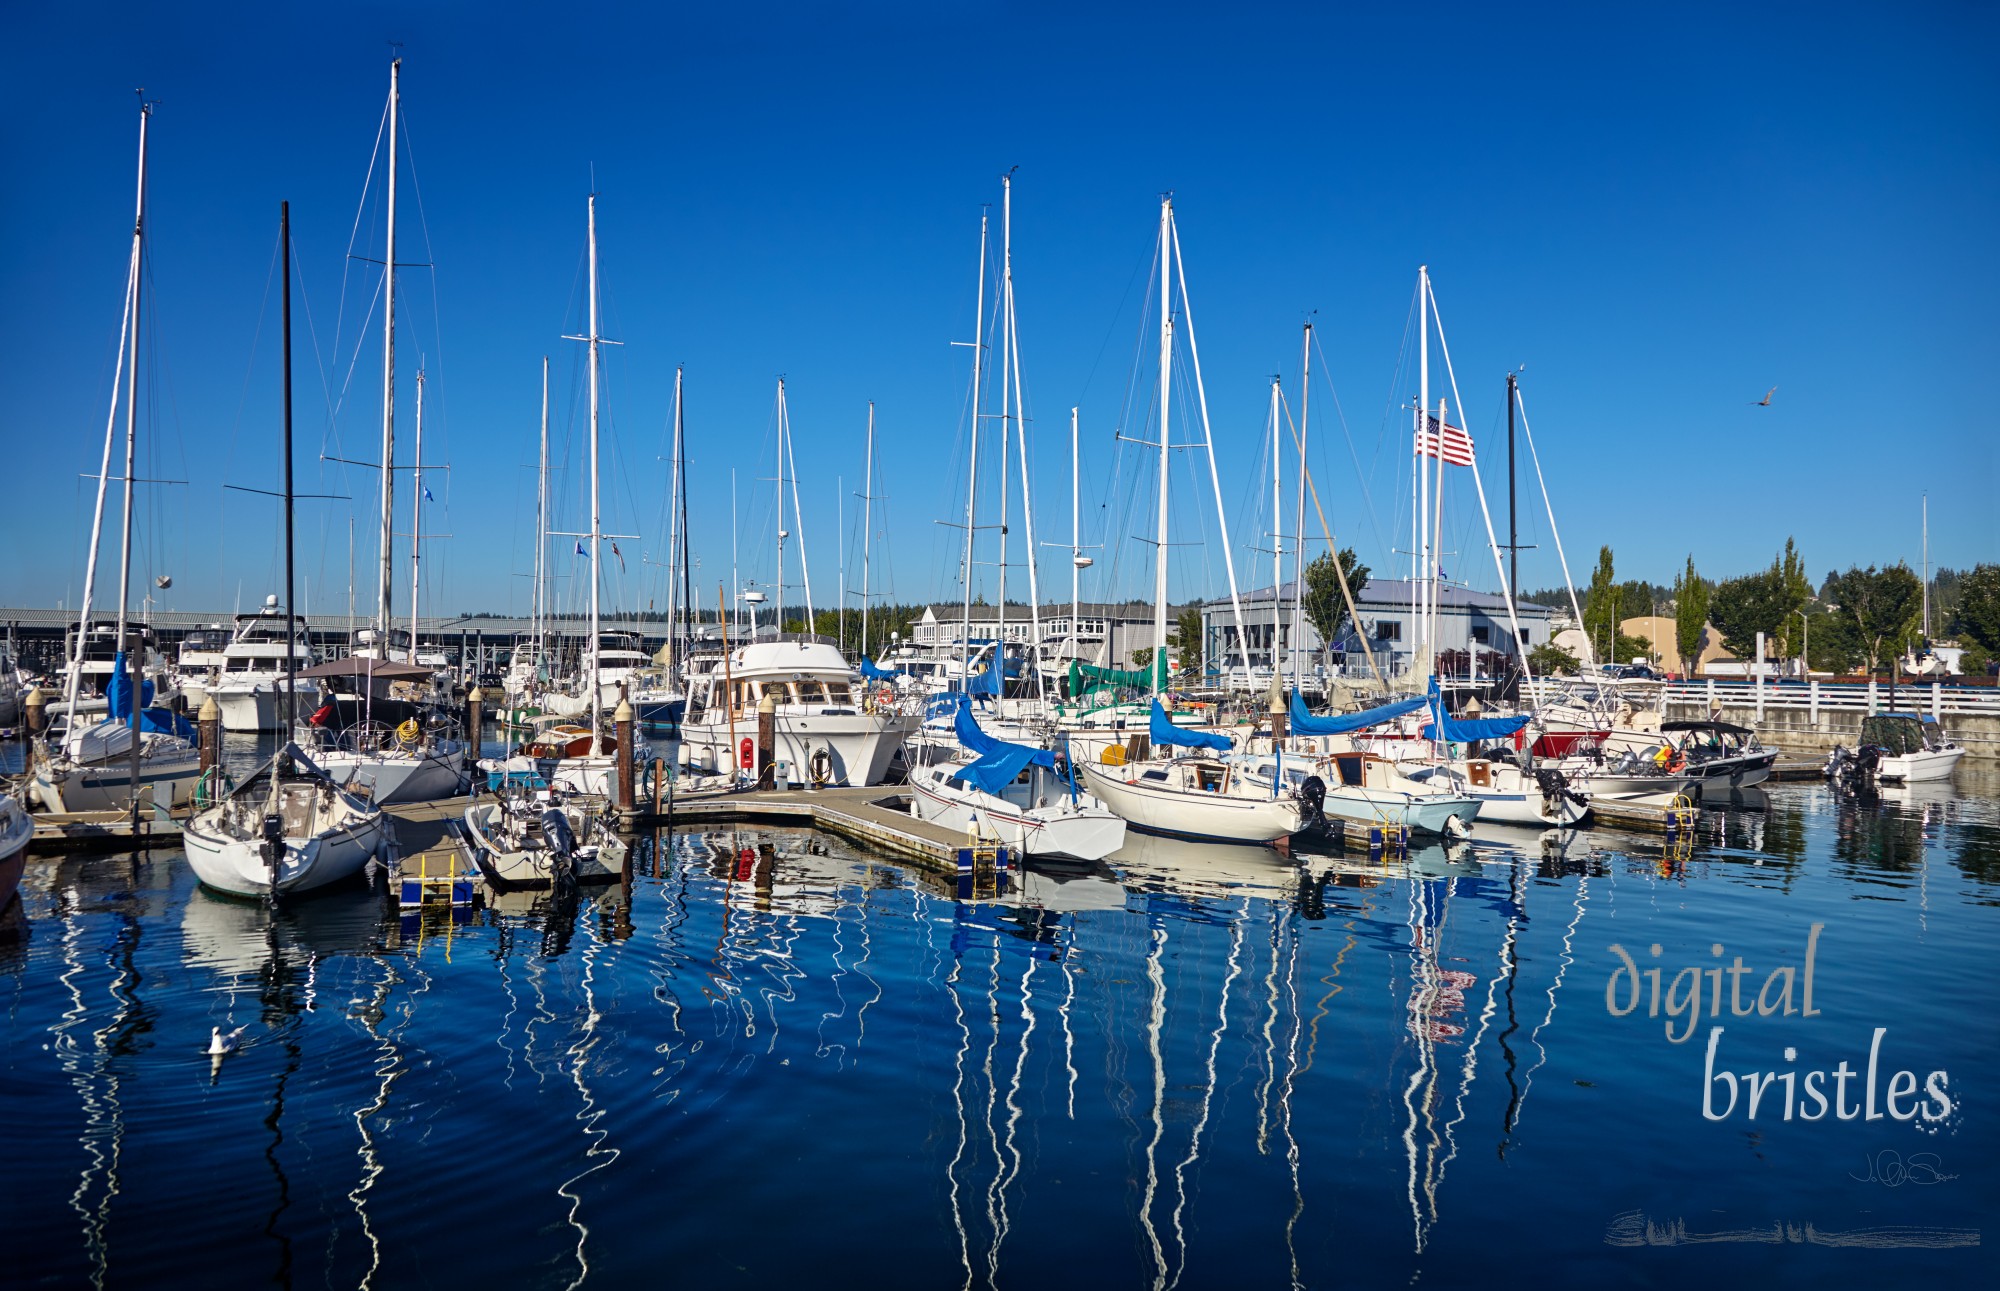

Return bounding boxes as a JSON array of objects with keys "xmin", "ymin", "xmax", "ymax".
[
  {"xmin": 575, "ymin": 540, "xmax": 587, "ymax": 556},
  {"xmin": 422, "ymin": 485, "xmax": 435, "ymax": 502}
]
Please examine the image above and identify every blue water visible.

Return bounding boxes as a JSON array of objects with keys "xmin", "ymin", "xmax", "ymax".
[{"xmin": 3, "ymin": 767, "xmax": 1995, "ymax": 1288}]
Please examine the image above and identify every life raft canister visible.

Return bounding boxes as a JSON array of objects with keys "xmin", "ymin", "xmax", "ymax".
[{"xmin": 739, "ymin": 737, "xmax": 755, "ymax": 770}]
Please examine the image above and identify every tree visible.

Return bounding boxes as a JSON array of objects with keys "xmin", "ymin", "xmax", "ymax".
[
  {"xmin": 1302, "ymin": 548, "xmax": 1370, "ymax": 657},
  {"xmin": 1773, "ymin": 538, "xmax": 1813, "ymax": 660},
  {"xmin": 1581, "ymin": 546, "xmax": 1619, "ymax": 665},
  {"xmin": 1174, "ymin": 604, "xmax": 1205, "ymax": 675},
  {"xmin": 1826, "ymin": 564, "xmax": 1924, "ymax": 674},
  {"xmin": 1708, "ymin": 568, "xmax": 1789, "ymax": 662},
  {"xmin": 1528, "ymin": 641, "xmax": 1580, "ymax": 675},
  {"xmin": 1131, "ymin": 646, "xmax": 1154, "ymax": 672},
  {"xmin": 1953, "ymin": 564, "xmax": 2000, "ymax": 654},
  {"xmin": 1673, "ymin": 555, "xmax": 1710, "ymax": 677}
]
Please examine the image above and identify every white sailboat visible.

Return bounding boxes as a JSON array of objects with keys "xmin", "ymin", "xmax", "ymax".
[
  {"xmin": 183, "ymin": 199, "xmax": 388, "ymax": 899},
  {"xmin": 461, "ymin": 787, "xmax": 629, "ymax": 889},
  {"xmin": 908, "ymin": 701, "xmax": 1125, "ymax": 861},
  {"xmin": 33, "ymin": 100, "xmax": 200, "ymax": 815},
  {"xmin": 1071, "ymin": 197, "xmax": 1295, "ymax": 845}
]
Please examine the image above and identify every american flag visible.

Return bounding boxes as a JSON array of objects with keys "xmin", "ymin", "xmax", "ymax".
[{"xmin": 1416, "ymin": 413, "xmax": 1475, "ymax": 466}]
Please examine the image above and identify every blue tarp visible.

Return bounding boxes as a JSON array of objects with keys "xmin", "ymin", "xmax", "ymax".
[
  {"xmin": 1421, "ymin": 675, "xmax": 1531, "ymax": 742},
  {"xmin": 963, "ymin": 661, "xmax": 1002, "ymax": 696},
  {"xmin": 859, "ymin": 658, "xmax": 901, "ymax": 681},
  {"xmin": 1151, "ymin": 699, "xmax": 1233, "ymax": 752},
  {"xmin": 947, "ymin": 702, "xmax": 1055, "ymax": 795},
  {"xmin": 1288, "ymin": 687, "xmax": 1428, "ymax": 736},
  {"xmin": 104, "ymin": 652, "xmax": 155, "ymax": 720},
  {"xmin": 139, "ymin": 707, "xmax": 197, "ymax": 741}
]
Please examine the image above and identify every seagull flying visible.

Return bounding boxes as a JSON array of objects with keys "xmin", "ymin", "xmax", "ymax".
[
  {"xmin": 208, "ymin": 1024, "xmax": 248, "ymax": 1056},
  {"xmin": 1752, "ymin": 387, "xmax": 1776, "ymax": 407}
]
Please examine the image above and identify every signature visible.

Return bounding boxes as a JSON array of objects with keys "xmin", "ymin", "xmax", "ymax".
[{"xmin": 1850, "ymin": 1150, "xmax": 1958, "ymax": 1188}]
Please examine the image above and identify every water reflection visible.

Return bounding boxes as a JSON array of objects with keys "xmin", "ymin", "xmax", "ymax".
[{"xmin": 3, "ymin": 776, "xmax": 1995, "ymax": 1288}]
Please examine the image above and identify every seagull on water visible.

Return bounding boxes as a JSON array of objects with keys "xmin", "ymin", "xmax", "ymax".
[
  {"xmin": 1752, "ymin": 386, "xmax": 1776, "ymax": 406},
  {"xmin": 208, "ymin": 1025, "xmax": 248, "ymax": 1056}
]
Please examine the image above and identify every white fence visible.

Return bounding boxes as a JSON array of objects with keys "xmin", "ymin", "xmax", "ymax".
[{"xmin": 1527, "ymin": 677, "xmax": 2000, "ymax": 720}]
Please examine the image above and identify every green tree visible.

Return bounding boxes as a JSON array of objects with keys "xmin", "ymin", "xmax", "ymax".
[
  {"xmin": 1827, "ymin": 564, "xmax": 1924, "ymax": 674},
  {"xmin": 1528, "ymin": 641, "xmax": 1580, "ymax": 675},
  {"xmin": 1673, "ymin": 555, "xmax": 1710, "ymax": 677},
  {"xmin": 1708, "ymin": 568, "xmax": 1789, "ymax": 662},
  {"xmin": 1773, "ymin": 538, "xmax": 1813, "ymax": 661},
  {"xmin": 1302, "ymin": 548, "xmax": 1371, "ymax": 657},
  {"xmin": 1953, "ymin": 564, "xmax": 2000, "ymax": 654},
  {"xmin": 1581, "ymin": 546, "xmax": 1618, "ymax": 665},
  {"xmin": 1131, "ymin": 646, "xmax": 1154, "ymax": 673},
  {"xmin": 1174, "ymin": 604, "xmax": 1205, "ymax": 675}
]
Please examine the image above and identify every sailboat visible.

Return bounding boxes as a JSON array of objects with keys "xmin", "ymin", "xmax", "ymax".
[
  {"xmin": 0, "ymin": 793, "xmax": 29, "ymax": 910},
  {"xmin": 1071, "ymin": 197, "xmax": 1302, "ymax": 845},
  {"xmin": 33, "ymin": 100, "xmax": 200, "ymax": 816},
  {"xmin": 301, "ymin": 65, "xmax": 467, "ymax": 804},
  {"xmin": 908, "ymin": 697, "xmax": 1125, "ymax": 861},
  {"xmin": 183, "ymin": 200, "xmax": 390, "ymax": 899}
]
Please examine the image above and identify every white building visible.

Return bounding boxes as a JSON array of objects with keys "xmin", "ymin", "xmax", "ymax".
[{"xmin": 1198, "ymin": 578, "xmax": 1556, "ymax": 680}]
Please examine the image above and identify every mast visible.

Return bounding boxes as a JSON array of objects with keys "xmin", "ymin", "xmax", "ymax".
[
  {"xmin": 110, "ymin": 100, "xmax": 150, "ymax": 814},
  {"xmin": 959, "ymin": 212, "xmax": 988, "ymax": 683},
  {"xmin": 1269, "ymin": 376, "xmax": 1282, "ymax": 671},
  {"xmin": 406, "ymin": 369, "xmax": 425, "ymax": 671},
  {"xmin": 587, "ymin": 193, "xmax": 603, "ymax": 754},
  {"xmin": 1003, "ymin": 171, "xmax": 1044, "ymax": 699},
  {"xmin": 1921, "ymin": 493, "xmax": 1930, "ymax": 643},
  {"xmin": 774, "ymin": 378, "xmax": 787, "ymax": 633},
  {"xmin": 1507, "ymin": 371, "xmax": 1519, "ymax": 606},
  {"xmin": 783, "ymin": 383, "xmax": 815, "ymax": 628},
  {"xmin": 1070, "ymin": 406, "xmax": 1082, "ymax": 639},
  {"xmin": 671, "ymin": 365, "xmax": 688, "ymax": 663},
  {"xmin": 1292, "ymin": 324, "xmax": 1310, "ymax": 690},
  {"xmin": 861, "ymin": 402, "xmax": 874, "ymax": 659},
  {"xmin": 996, "ymin": 183, "xmax": 1011, "ymax": 673},
  {"xmin": 282, "ymin": 200, "xmax": 298, "ymax": 732},
  {"xmin": 536, "ymin": 356, "xmax": 548, "ymax": 670},
  {"xmin": 1417, "ymin": 265, "xmax": 1430, "ymax": 679},
  {"xmin": 1152, "ymin": 197, "xmax": 1172, "ymax": 696},
  {"xmin": 377, "ymin": 58, "xmax": 400, "ymax": 649}
]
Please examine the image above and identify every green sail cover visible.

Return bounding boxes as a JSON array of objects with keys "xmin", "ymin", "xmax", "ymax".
[{"xmin": 1069, "ymin": 657, "xmax": 1167, "ymax": 694}]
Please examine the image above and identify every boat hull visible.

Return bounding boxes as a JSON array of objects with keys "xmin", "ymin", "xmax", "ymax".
[
  {"xmin": 313, "ymin": 743, "xmax": 467, "ymax": 804},
  {"xmin": 910, "ymin": 774, "xmax": 1127, "ymax": 862},
  {"xmin": 32, "ymin": 747, "xmax": 202, "ymax": 813},
  {"xmin": 214, "ymin": 683, "xmax": 309, "ymax": 732},
  {"xmin": 1076, "ymin": 761, "xmax": 1299, "ymax": 844},
  {"xmin": 680, "ymin": 712, "xmax": 918, "ymax": 787},
  {"xmin": 182, "ymin": 809, "xmax": 388, "ymax": 898},
  {"xmin": 1877, "ymin": 746, "xmax": 1964, "ymax": 783},
  {"xmin": 1316, "ymin": 786, "xmax": 1482, "ymax": 836},
  {"xmin": 462, "ymin": 801, "xmax": 629, "ymax": 886},
  {"xmin": 0, "ymin": 797, "xmax": 30, "ymax": 910}
]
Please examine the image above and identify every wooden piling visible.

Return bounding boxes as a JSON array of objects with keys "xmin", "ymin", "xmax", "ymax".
[
  {"xmin": 198, "ymin": 694, "xmax": 220, "ymax": 776},
  {"xmin": 614, "ymin": 695, "xmax": 635, "ymax": 814},
  {"xmin": 465, "ymin": 685, "xmax": 484, "ymax": 771},
  {"xmin": 24, "ymin": 686, "xmax": 46, "ymax": 736},
  {"xmin": 756, "ymin": 690, "xmax": 776, "ymax": 790}
]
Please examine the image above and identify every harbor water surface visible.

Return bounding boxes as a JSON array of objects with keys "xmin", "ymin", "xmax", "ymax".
[{"xmin": 4, "ymin": 760, "xmax": 1994, "ymax": 1288}]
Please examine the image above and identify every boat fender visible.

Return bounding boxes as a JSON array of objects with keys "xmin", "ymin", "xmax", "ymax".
[{"xmin": 809, "ymin": 746, "xmax": 833, "ymax": 787}]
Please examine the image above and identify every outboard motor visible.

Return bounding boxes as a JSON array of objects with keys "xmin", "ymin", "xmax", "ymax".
[
  {"xmin": 539, "ymin": 799, "xmax": 579, "ymax": 899},
  {"xmin": 1295, "ymin": 774, "xmax": 1327, "ymax": 829},
  {"xmin": 259, "ymin": 812, "xmax": 286, "ymax": 887},
  {"xmin": 1533, "ymin": 766, "xmax": 1591, "ymax": 814}
]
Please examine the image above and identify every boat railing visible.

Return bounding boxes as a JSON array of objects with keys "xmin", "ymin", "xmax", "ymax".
[{"xmin": 1528, "ymin": 676, "xmax": 2000, "ymax": 718}]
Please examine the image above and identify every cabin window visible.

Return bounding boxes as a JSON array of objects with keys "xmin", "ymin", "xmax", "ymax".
[
  {"xmin": 795, "ymin": 679, "xmax": 827, "ymax": 703},
  {"xmin": 730, "ymin": 681, "xmax": 747, "ymax": 708},
  {"xmin": 1196, "ymin": 765, "xmax": 1226, "ymax": 792},
  {"xmin": 761, "ymin": 682, "xmax": 792, "ymax": 703},
  {"xmin": 1335, "ymin": 755, "xmax": 1364, "ymax": 787},
  {"xmin": 826, "ymin": 682, "xmax": 852, "ymax": 703},
  {"xmin": 1141, "ymin": 769, "xmax": 1168, "ymax": 782}
]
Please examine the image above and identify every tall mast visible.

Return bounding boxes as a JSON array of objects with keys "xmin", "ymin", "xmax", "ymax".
[
  {"xmin": 407, "ymin": 369, "xmax": 425, "ymax": 667},
  {"xmin": 958, "ymin": 212, "xmax": 988, "ymax": 681},
  {"xmin": 1269, "ymin": 376, "xmax": 1282, "ymax": 659},
  {"xmin": 775, "ymin": 378, "xmax": 787, "ymax": 633},
  {"xmin": 1152, "ymin": 197, "xmax": 1172, "ymax": 696},
  {"xmin": 1417, "ymin": 265, "xmax": 1431, "ymax": 677},
  {"xmin": 996, "ymin": 177, "xmax": 1013, "ymax": 678},
  {"xmin": 1507, "ymin": 370, "xmax": 1518, "ymax": 606},
  {"xmin": 1070, "ymin": 407, "xmax": 1082, "ymax": 638},
  {"xmin": 112, "ymin": 99, "xmax": 150, "ymax": 738},
  {"xmin": 861, "ymin": 401, "xmax": 874, "ymax": 658},
  {"xmin": 669, "ymin": 365, "xmax": 687, "ymax": 660},
  {"xmin": 377, "ymin": 58, "xmax": 400, "ymax": 647},
  {"xmin": 1006, "ymin": 173, "xmax": 1043, "ymax": 699},
  {"xmin": 587, "ymin": 193, "xmax": 603, "ymax": 753},
  {"xmin": 536, "ymin": 356, "xmax": 548, "ymax": 668},
  {"xmin": 1922, "ymin": 493, "xmax": 1930, "ymax": 643},
  {"xmin": 1293, "ymin": 323, "xmax": 1311, "ymax": 690},
  {"xmin": 282, "ymin": 200, "xmax": 298, "ymax": 732}
]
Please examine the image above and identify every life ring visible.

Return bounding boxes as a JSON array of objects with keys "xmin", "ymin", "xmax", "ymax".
[
  {"xmin": 876, "ymin": 685, "xmax": 895, "ymax": 705},
  {"xmin": 396, "ymin": 718, "xmax": 421, "ymax": 746},
  {"xmin": 1666, "ymin": 752, "xmax": 1687, "ymax": 774},
  {"xmin": 809, "ymin": 746, "xmax": 834, "ymax": 787}
]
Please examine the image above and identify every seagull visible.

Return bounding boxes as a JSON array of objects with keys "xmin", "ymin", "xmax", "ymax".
[
  {"xmin": 1752, "ymin": 387, "xmax": 1776, "ymax": 407},
  {"xmin": 208, "ymin": 1024, "xmax": 248, "ymax": 1056}
]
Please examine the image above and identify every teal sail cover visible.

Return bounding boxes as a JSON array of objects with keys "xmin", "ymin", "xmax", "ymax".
[
  {"xmin": 1151, "ymin": 699, "xmax": 1232, "ymax": 752},
  {"xmin": 1288, "ymin": 687, "xmax": 1427, "ymax": 736},
  {"xmin": 948, "ymin": 701, "xmax": 1054, "ymax": 795}
]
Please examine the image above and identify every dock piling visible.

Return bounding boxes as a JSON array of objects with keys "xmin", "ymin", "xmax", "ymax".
[
  {"xmin": 198, "ymin": 694, "xmax": 220, "ymax": 777},
  {"xmin": 24, "ymin": 686, "xmax": 45, "ymax": 736},
  {"xmin": 614, "ymin": 695, "xmax": 635, "ymax": 817},
  {"xmin": 756, "ymin": 691, "xmax": 776, "ymax": 790},
  {"xmin": 465, "ymin": 686, "xmax": 484, "ymax": 771}
]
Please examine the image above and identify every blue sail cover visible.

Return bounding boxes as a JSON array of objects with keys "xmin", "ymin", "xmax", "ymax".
[
  {"xmin": 1421, "ymin": 675, "xmax": 1531, "ymax": 742},
  {"xmin": 1151, "ymin": 699, "xmax": 1233, "ymax": 752},
  {"xmin": 1288, "ymin": 687, "xmax": 1427, "ymax": 736},
  {"xmin": 859, "ymin": 658, "xmax": 901, "ymax": 682},
  {"xmin": 104, "ymin": 652, "xmax": 156, "ymax": 719},
  {"xmin": 963, "ymin": 660, "xmax": 1002, "ymax": 696},
  {"xmin": 948, "ymin": 702, "xmax": 1054, "ymax": 795}
]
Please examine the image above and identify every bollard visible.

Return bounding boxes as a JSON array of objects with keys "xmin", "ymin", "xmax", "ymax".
[
  {"xmin": 614, "ymin": 696, "xmax": 635, "ymax": 812},
  {"xmin": 24, "ymin": 686, "xmax": 46, "ymax": 736},
  {"xmin": 198, "ymin": 695, "xmax": 220, "ymax": 777},
  {"xmin": 756, "ymin": 690, "xmax": 777, "ymax": 790},
  {"xmin": 465, "ymin": 686, "xmax": 485, "ymax": 771}
]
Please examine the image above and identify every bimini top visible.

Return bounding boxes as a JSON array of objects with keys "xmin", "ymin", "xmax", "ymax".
[
  {"xmin": 1660, "ymin": 720, "xmax": 1754, "ymax": 737},
  {"xmin": 296, "ymin": 657, "xmax": 437, "ymax": 682}
]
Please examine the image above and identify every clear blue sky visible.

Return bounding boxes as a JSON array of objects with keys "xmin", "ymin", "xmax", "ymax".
[{"xmin": 4, "ymin": 1, "xmax": 1994, "ymax": 627}]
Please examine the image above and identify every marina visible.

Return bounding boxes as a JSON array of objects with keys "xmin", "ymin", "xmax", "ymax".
[{"xmin": 4, "ymin": 5, "xmax": 1995, "ymax": 1286}]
